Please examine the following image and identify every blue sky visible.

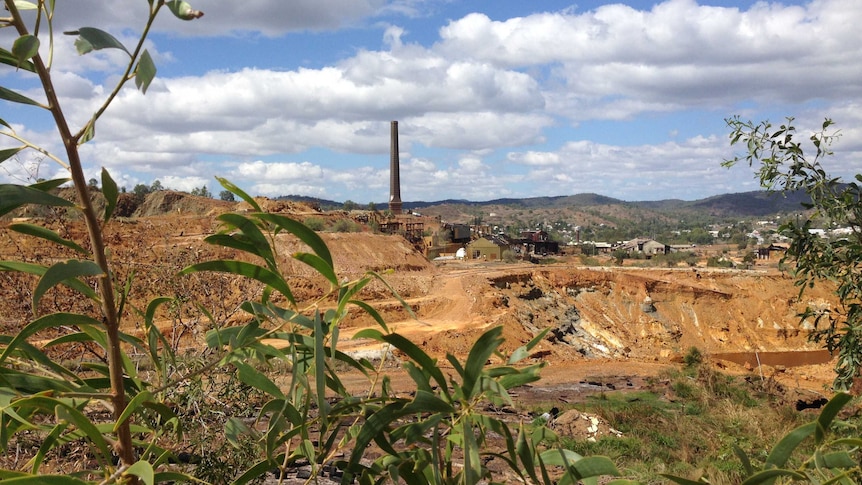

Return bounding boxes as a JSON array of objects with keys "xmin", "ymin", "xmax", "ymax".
[{"xmin": 2, "ymin": 0, "xmax": 861, "ymax": 203}]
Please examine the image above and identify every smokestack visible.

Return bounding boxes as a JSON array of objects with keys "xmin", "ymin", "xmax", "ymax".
[{"xmin": 389, "ymin": 120, "xmax": 403, "ymax": 214}]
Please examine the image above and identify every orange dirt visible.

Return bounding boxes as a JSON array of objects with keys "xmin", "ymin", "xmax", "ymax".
[{"xmin": 0, "ymin": 201, "xmax": 839, "ymax": 398}]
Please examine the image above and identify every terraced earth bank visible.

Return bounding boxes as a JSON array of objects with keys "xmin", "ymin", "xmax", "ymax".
[{"xmin": 0, "ymin": 196, "xmax": 839, "ymax": 394}]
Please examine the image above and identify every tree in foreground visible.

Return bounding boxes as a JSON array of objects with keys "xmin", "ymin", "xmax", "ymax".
[{"xmin": 724, "ymin": 116, "xmax": 862, "ymax": 390}]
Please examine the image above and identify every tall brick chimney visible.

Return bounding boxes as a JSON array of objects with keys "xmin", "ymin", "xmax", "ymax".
[{"xmin": 389, "ymin": 120, "xmax": 403, "ymax": 214}]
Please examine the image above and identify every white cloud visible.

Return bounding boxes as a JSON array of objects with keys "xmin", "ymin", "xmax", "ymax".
[
  {"xmin": 439, "ymin": 0, "xmax": 862, "ymax": 119},
  {"xmin": 160, "ymin": 175, "xmax": 210, "ymax": 193},
  {"xmin": 234, "ymin": 160, "xmax": 324, "ymax": 181},
  {"xmin": 49, "ymin": 0, "xmax": 388, "ymax": 37},
  {"xmin": 5, "ymin": 0, "xmax": 862, "ymax": 203}
]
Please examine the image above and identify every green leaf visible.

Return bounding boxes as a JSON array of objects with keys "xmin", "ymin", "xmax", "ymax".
[
  {"xmin": 515, "ymin": 426, "xmax": 539, "ymax": 484},
  {"xmin": 497, "ymin": 364, "xmax": 543, "ymax": 390},
  {"xmin": 0, "ymin": 367, "xmax": 78, "ymax": 394},
  {"xmin": 154, "ymin": 471, "xmax": 196, "ymax": 483},
  {"xmin": 180, "ymin": 260, "xmax": 295, "ymax": 305},
  {"xmin": 232, "ymin": 455, "xmax": 286, "ymax": 485},
  {"xmin": 807, "ymin": 451, "xmax": 857, "ymax": 470},
  {"xmin": 348, "ymin": 299, "xmax": 389, "ymax": 333},
  {"xmin": 540, "ymin": 451, "xmax": 620, "ymax": 481},
  {"xmin": 764, "ymin": 421, "xmax": 816, "ymax": 470},
  {"xmin": 740, "ymin": 468, "xmax": 807, "ymax": 485},
  {"xmin": 135, "ymin": 49, "xmax": 156, "ymax": 94},
  {"xmin": 815, "ymin": 392, "xmax": 852, "ymax": 443},
  {"xmin": 0, "ymin": 147, "xmax": 24, "ymax": 164},
  {"xmin": 0, "ymin": 312, "xmax": 102, "ymax": 364},
  {"xmin": 9, "ymin": 223, "xmax": 88, "ymax": 254},
  {"xmin": 831, "ymin": 437, "xmax": 862, "ymax": 447},
  {"xmin": 71, "ymin": 27, "xmax": 130, "ymax": 56},
  {"xmin": 461, "ymin": 415, "xmax": 481, "ymax": 484},
  {"xmin": 568, "ymin": 456, "xmax": 621, "ymax": 480},
  {"xmin": 348, "ymin": 401, "xmax": 410, "ymax": 470},
  {"xmin": 12, "ymin": 35, "xmax": 39, "ymax": 66},
  {"xmin": 55, "ymin": 404, "xmax": 112, "ymax": 467},
  {"xmin": 79, "ymin": 122, "xmax": 95, "ymax": 145},
  {"xmin": 29, "ymin": 178, "xmax": 71, "ymax": 191},
  {"xmin": 660, "ymin": 475, "xmax": 708, "ymax": 485},
  {"xmin": 508, "ymin": 327, "xmax": 550, "ymax": 365},
  {"xmin": 125, "ymin": 460, "xmax": 154, "ymax": 485},
  {"xmin": 33, "ymin": 260, "xmax": 104, "ymax": 310},
  {"xmin": 462, "ymin": 326, "xmax": 504, "ymax": 400},
  {"xmin": 733, "ymin": 443, "xmax": 754, "ymax": 476},
  {"xmin": 539, "ymin": 448, "xmax": 583, "ymax": 467},
  {"xmin": 234, "ymin": 362, "xmax": 284, "ymax": 399},
  {"xmin": 0, "ymin": 184, "xmax": 74, "ymax": 217},
  {"xmin": 293, "ymin": 252, "xmax": 338, "ymax": 286},
  {"xmin": 114, "ymin": 391, "xmax": 153, "ymax": 432},
  {"xmin": 225, "ymin": 417, "xmax": 255, "ymax": 448},
  {"xmin": 11, "ymin": 1, "xmax": 38, "ymax": 9},
  {"xmin": 0, "ymin": 86, "xmax": 43, "ymax": 107},
  {"xmin": 210, "ymin": 212, "xmax": 276, "ymax": 269},
  {"xmin": 216, "ymin": 177, "xmax": 260, "ymax": 212},
  {"xmin": 31, "ymin": 422, "xmax": 68, "ymax": 474},
  {"xmin": 254, "ymin": 213, "xmax": 333, "ymax": 268},
  {"xmin": 404, "ymin": 390, "xmax": 454, "ymax": 414},
  {"xmin": 379, "ymin": 332, "xmax": 448, "ymax": 392},
  {"xmin": 0, "ymin": 335, "xmax": 83, "ymax": 384},
  {"xmin": 143, "ymin": 297, "xmax": 175, "ymax": 369},
  {"xmin": 313, "ymin": 313, "xmax": 329, "ymax": 424},
  {"xmin": 100, "ymin": 167, "xmax": 118, "ymax": 222},
  {"xmin": 0, "ymin": 260, "xmax": 99, "ymax": 301},
  {"xmin": 0, "ymin": 48, "xmax": 36, "ymax": 72},
  {"xmin": 166, "ymin": 0, "xmax": 204, "ymax": 20},
  {"xmin": 0, "ymin": 475, "xmax": 88, "ymax": 485}
]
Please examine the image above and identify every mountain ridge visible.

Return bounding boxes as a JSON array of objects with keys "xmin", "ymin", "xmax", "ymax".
[{"xmin": 278, "ymin": 189, "xmax": 810, "ymax": 219}]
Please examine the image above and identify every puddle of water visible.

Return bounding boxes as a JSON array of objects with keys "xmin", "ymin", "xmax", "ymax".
[{"xmin": 710, "ymin": 350, "xmax": 832, "ymax": 368}]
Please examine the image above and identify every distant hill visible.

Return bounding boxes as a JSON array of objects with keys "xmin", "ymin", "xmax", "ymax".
[
  {"xmin": 275, "ymin": 194, "xmax": 342, "ymax": 211},
  {"xmin": 680, "ymin": 190, "xmax": 811, "ymax": 216},
  {"xmin": 274, "ymin": 189, "xmax": 812, "ymax": 223},
  {"xmin": 410, "ymin": 190, "xmax": 810, "ymax": 218}
]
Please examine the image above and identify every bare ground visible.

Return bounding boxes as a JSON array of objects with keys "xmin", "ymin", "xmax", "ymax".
[{"xmin": 1, "ymin": 203, "xmax": 838, "ymax": 395}]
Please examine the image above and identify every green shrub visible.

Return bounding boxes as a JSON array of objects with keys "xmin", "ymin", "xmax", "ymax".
[
  {"xmin": 683, "ymin": 346, "xmax": 704, "ymax": 368},
  {"xmin": 707, "ymin": 256, "xmax": 734, "ymax": 268},
  {"xmin": 303, "ymin": 216, "xmax": 326, "ymax": 231},
  {"xmin": 329, "ymin": 218, "xmax": 360, "ymax": 232}
]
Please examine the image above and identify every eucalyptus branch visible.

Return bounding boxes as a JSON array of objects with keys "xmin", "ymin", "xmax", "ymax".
[
  {"xmin": 74, "ymin": 2, "xmax": 164, "ymax": 143},
  {"xmin": 5, "ymin": 356, "xmax": 75, "ymax": 383},
  {"xmin": 6, "ymin": 0, "xmax": 136, "ymax": 468},
  {"xmin": 97, "ymin": 462, "xmax": 130, "ymax": 485},
  {"xmin": 39, "ymin": 0, "xmax": 56, "ymax": 69},
  {"xmin": 1, "ymin": 130, "xmax": 70, "ymax": 170},
  {"xmin": 148, "ymin": 289, "xmax": 342, "ymax": 396}
]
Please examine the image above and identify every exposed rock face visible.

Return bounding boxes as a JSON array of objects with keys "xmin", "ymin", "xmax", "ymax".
[{"xmin": 486, "ymin": 267, "xmax": 833, "ymax": 363}]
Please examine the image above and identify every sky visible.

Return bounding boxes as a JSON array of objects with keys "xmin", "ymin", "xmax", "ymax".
[{"xmin": 2, "ymin": 0, "xmax": 862, "ymax": 204}]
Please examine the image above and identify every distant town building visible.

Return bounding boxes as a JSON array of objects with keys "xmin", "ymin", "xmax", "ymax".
[
  {"xmin": 466, "ymin": 235, "xmax": 512, "ymax": 260},
  {"xmin": 620, "ymin": 238, "xmax": 669, "ymax": 256},
  {"xmin": 519, "ymin": 230, "xmax": 559, "ymax": 255}
]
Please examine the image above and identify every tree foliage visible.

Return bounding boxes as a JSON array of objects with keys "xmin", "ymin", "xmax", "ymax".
[
  {"xmin": 0, "ymin": 0, "xmax": 206, "ymax": 479},
  {"xmin": 724, "ymin": 116, "xmax": 862, "ymax": 390},
  {"xmin": 190, "ymin": 185, "xmax": 211, "ymax": 198},
  {"xmin": 218, "ymin": 189, "xmax": 235, "ymax": 201}
]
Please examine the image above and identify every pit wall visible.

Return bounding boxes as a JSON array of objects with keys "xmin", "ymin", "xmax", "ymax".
[{"xmin": 489, "ymin": 267, "xmax": 835, "ymax": 362}]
